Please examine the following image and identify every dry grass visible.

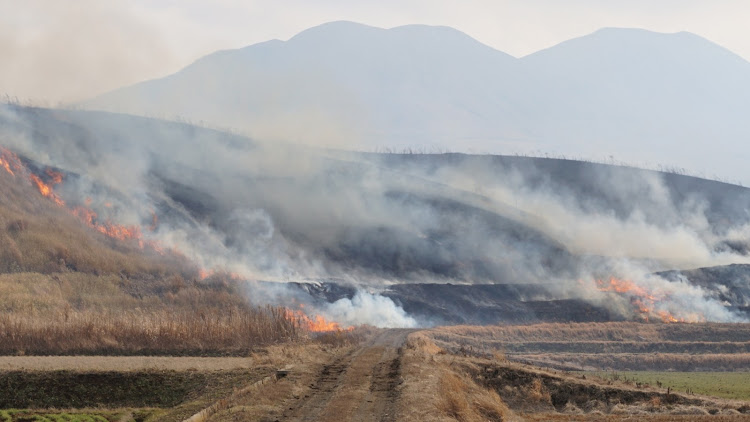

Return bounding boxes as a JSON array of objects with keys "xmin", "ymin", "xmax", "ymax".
[
  {"xmin": 0, "ymin": 259, "xmax": 310, "ymax": 355},
  {"xmin": 426, "ymin": 325, "xmax": 750, "ymax": 421},
  {"xmin": 0, "ymin": 170, "xmax": 194, "ymax": 278},
  {"xmin": 398, "ymin": 332, "xmax": 516, "ymax": 422},
  {"xmin": 517, "ymin": 352, "xmax": 750, "ymax": 372},
  {"xmin": 434, "ymin": 322, "xmax": 750, "ymax": 344},
  {"xmin": 430, "ymin": 323, "xmax": 750, "ymax": 371},
  {"xmin": 436, "ymin": 371, "xmax": 511, "ymax": 422},
  {"xmin": 0, "ymin": 305, "xmax": 299, "ymax": 355}
]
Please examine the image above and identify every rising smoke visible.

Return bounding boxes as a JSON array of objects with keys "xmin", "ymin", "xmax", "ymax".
[{"xmin": 1, "ymin": 104, "xmax": 749, "ymax": 325}]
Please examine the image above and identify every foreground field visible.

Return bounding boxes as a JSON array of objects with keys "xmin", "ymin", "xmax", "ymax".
[
  {"xmin": 0, "ymin": 339, "xmax": 351, "ymax": 422},
  {"xmin": 0, "ymin": 329, "xmax": 512, "ymax": 422},
  {"xmin": 3, "ymin": 324, "xmax": 750, "ymax": 421}
]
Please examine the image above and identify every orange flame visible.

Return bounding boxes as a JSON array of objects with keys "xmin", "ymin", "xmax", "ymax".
[
  {"xmin": 594, "ymin": 277, "xmax": 693, "ymax": 323},
  {"xmin": 71, "ymin": 206, "xmax": 163, "ymax": 252},
  {"xmin": 656, "ymin": 310, "xmax": 686, "ymax": 324},
  {"xmin": 1, "ymin": 146, "xmax": 167, "ymax": 255},
  {"xmin": 29, "ymin": 173, "xmax": 65, "ymax": 206},
  {"xmin": 0, "ymin": 148, "xmax": 23, "ymax": 176},
  {"xmin": 45, "ymin": 168, "xmax": 64, "ymax": 184},
  {"xmin": 284, "ymin": 307, "xmax": 349, "ymax": 332},
  {"xmin": 596, "ymin": 277, "xmax": 656, "ymax": 301},
  {"xmin": 70, "ymin": 206, "xmax": 146, "ymax": 243},
  {"xmin": 0, "ymin": 148, "xmax": 65, "ymax": 208}
]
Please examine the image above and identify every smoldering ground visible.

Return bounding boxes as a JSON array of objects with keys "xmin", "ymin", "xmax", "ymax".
[{"xmin": 1, "ymin": 104, "xmax": 749, "ymax": 325}]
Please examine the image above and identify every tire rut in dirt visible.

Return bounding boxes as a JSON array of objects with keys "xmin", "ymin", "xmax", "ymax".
[
  {"xmin": 367, "ymin": 346, "xmax": 404, "ymax": 422},
  {"xmin": 275, "ymin": 352, "xmax": 353, "ymax": 422}
]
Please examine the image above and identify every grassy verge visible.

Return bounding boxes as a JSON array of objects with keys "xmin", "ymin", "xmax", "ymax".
[{"xmin": 592, "ymin": 371, "xmax": 750, "ymax": 400}]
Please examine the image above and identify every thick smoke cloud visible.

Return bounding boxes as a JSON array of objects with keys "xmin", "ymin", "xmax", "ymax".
[
  {"xmin": 327, "ymin": 291, "xmax": 417, "ymax": 328},
  {"xmin": 1, "ymin": 104, "xmax": 749, "ymax": 324}
]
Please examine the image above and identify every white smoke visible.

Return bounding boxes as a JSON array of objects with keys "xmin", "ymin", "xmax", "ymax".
[
  {"xmin": 324, "ymin": 290, "xmax": 418, "ymax": 328},
  {"xmin": 2, "ymin": 104, "xmax": 750, "ymax": 325}
]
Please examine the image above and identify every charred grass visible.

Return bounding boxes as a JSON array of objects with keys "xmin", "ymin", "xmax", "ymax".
[
  {"xmin": 0, "ymin": 367, "xmax": 272, "ymax": 422},
  {"xmin": 0, "ymin": 369, "xmax": 263, "ymax": 409},
  {"xmin": 0, "ymin": 336, "xmax": 363, "ymax": 421}
]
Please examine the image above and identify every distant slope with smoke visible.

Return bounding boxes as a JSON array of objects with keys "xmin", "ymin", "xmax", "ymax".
[
  {"xmin": 0, "ymin": 148, "xmax": 190, "ymax": 278},
  {"xmin": 1, "ymin": 105, "xmax": 750, "ymax": 325},
  {"xmin": 82, "ymin": 21, "xmax": 750, "ymax": 185}
]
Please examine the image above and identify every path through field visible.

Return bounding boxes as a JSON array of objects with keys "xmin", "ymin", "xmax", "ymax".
[{"xmin": 266, "ymin": 329, "xmax": 413, "ymax": 422}]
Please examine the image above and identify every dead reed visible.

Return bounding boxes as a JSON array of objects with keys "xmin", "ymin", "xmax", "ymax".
[{"xmin": 0, "ymin": 305, "xmax": 300, "ymax": 356}]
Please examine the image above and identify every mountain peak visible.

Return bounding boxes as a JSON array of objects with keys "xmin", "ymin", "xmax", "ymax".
[
  {"xmin": 82, "ymin": 22, "xmax": 750, "ymax": 185},
  {"xmin": 285, "ymin": 20, "xmax": 506, "ymax": 56},
  {"xmin": 288, "ymin": 20, "xmax": 385, "ymax": 42}
]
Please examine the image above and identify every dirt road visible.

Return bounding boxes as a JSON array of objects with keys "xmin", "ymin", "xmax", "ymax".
[{"xmin": 265, "ymin": 329, "xmax": 414, "ymax": 422}]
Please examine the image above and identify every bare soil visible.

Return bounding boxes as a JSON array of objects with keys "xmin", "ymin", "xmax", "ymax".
[{"xmin": 210, "ymin": 329, "xmax": 414, "ymax": 422}]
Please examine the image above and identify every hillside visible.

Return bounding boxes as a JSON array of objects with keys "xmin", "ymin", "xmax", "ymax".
[
  {"xmin": 83, "ymin": 21, "xmax": 750, "ymax": 185},
  {"xmin": 2, "ymin": 105, "xmax": 750, "ymax": 326}
]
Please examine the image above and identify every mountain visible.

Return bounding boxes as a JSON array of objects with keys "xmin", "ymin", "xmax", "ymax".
[
  {"xmin": 83, "ymin": 22, "xmax": 750, "ymax": 184},
  {"xmin": 83, "ymin": 21, "xmax": 527, "ymax": 150},
  {"xmin": 521, "ymin": 28, "xmax": 750, "ymax": 168}
]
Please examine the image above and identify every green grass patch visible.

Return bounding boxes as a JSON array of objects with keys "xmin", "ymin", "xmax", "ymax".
[{"xmin": 592, "ymin": 371, "xmax": 750, "ymax": 400}]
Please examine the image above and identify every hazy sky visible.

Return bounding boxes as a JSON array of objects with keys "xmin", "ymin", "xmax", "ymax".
[{"xmin": 1, "ymin": 0, "xmax": 749, "ymax": 102}]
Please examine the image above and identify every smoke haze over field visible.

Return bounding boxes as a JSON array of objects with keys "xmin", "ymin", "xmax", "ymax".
[
  {"xmin": 1, "ymin": 105, "xmax": 749, "ymax": 325},
  {"xmin": 3, "ymin": 0, "xmax": 750, "ymax": 103},
  {"xmin": 81, "ymin": 22, "xmax": 750, "ymax": 187}
]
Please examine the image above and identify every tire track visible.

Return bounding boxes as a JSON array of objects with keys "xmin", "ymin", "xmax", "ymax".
[{"xmin": 273, "ymin": 329, "xmax": 413, "ymax": 422}]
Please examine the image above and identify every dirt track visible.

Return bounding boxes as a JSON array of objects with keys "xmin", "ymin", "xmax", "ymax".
[
  {"xmin": 0, "ymin": 329, "xmax": 417, "ymax": 422},
  {"xmin": 266, "ymin": 329, "xmax": 414, "ymax": 422}
]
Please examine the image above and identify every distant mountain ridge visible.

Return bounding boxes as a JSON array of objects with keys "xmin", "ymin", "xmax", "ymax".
[{"xmin": 82, "ymin": 21, "xmax": 750, "ymax": 184}]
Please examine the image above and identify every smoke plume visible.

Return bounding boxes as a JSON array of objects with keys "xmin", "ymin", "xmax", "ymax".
[{"xmin": 1, "ymin": 104, "xmax": 749, "ymax": 325}]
